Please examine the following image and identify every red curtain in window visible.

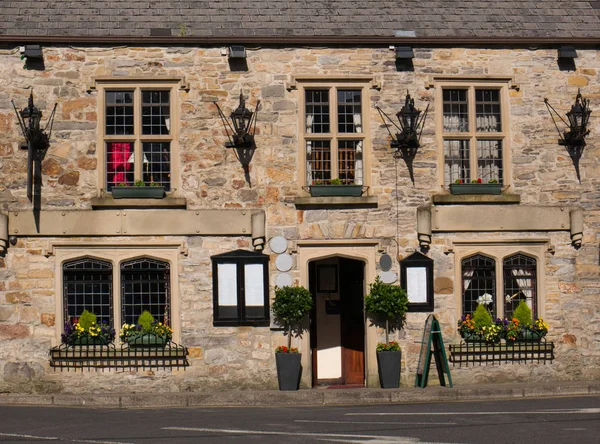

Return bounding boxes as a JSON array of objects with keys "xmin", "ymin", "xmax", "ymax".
[{"xmin": 107, "ymin": 142, "xmax": 132, "ymax": 185}]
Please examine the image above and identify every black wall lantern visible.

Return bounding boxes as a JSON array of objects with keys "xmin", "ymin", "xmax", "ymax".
[
  {"xmin": 215, "ymin": 91, "xmax": 260, "ymax": 183},
  {"xmin": 12, "ymin": 91, "xmax": 56, "ymax": 202},
  {"xmin": 376, "ymin": 91, "xmax": 429, "ymax": 183},
  {"xmin": 544, "ymin": 89, "xmax": 591, "ymax": 182}
]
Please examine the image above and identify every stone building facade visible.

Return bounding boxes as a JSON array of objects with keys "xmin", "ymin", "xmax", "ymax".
[{"xmin": 0, "ymin": 2, "xmax": 599, "ymax": 393}]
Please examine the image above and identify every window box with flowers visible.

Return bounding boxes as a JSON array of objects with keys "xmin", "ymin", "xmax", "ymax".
[
  {"xmin": 505, "ymin": 301, "xmax": 549, "ymax": 344},
  {"xmin": 308, "ymin": 179, "xmax": 365, "ymax": 197},
  {"xmin": 457, "ymin": 294, "xmax": 503, "ymax": 344},
  {"xmin": 112, "ymin": 180, "xmax": 165, "ymax": 199},
  {"xmin": 120, "ymin": 311, "xmax": 173, "ymax": 349},
  {"xmin": 449, "ymin": 178, "xmax": 502, "ymax": 195},
  {"xmin": 62, "ymin": 310, "xmax": 116, "ymax": 346}
]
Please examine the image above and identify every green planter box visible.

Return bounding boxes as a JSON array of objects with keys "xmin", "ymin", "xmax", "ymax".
[
  {"xmin": 70, "ymin": 336, "xmax": 109, "ymax": 346},
  {"xmin": 449, "ymin": 184, "xmax": 502, "ymax": 195},
  {"xmin": 127, "ymin": 334, "xmax": 168, "ymax": 348},
  {"xmin": 112, "ymin": 186, "xmax": 165, "ymax": 199},
  {"xmin": 309, "ymin": 185, "xmax": 364, "ymax": 197}
]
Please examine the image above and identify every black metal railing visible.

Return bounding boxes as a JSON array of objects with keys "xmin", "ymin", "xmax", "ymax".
[
  {"xmin": 49, "ymin": 342, "xmax": 189, "ymax": 372},
  {"xmin": 449, "ymin": 340, "xmax": 554, "ymax": 367}
]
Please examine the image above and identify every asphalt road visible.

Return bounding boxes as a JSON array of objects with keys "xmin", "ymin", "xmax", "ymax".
[{"xmin": 0, "ymin": 395, "xmax": 598, "ymax": 443}]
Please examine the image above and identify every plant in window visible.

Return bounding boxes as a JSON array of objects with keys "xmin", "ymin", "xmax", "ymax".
[
  {"xmin": 120, "ymin": 310, "xmax": 173, "ymax": 348},
  {"xmin": 459, "ymin": 303, "xmax": 502, "ymax": 344},
  {"xmin": 508, "ymin": 301, "xmax": 548, "ymax": 342},
  {"xmin": 62, "ymin": 310, "xmax": 115, "ymax": 346},
  {"xmin": 329, "ymin": 178, "xmax": 343, "ymax": 185},
  {"xmin": 513, "ymin": 300, "xmax": 532, "ymax": 326},
  {"xmin": 364, "ymin": 277, "xmax": 408, "ymax": 388}
]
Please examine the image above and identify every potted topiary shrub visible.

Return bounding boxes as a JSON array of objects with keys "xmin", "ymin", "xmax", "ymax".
[
  {"xmin": 271, "ymin": 285, "xmax": 313, "ymax": 391},
  {"xmin": 62, "ymin": 310, "xmax": 115, "ymax": 346},
  {"xmin": 364, "ymin": 277, "xmax": 409, "ymax": 389},
  {"xmin": 112, "ymin": 179, "xmax": 165, "ymax": 199},
  {"xmin": 120, "ymin": 310, "xmax": 173, "ymax": 348}
]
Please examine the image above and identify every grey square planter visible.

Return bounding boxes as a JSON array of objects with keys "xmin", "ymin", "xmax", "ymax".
[
  {"xmin": 275, "ymin": 353, "xmax": 302, "ymax": 390},
  {"xmin": 376, "ymin": 350, "xmax": 401, "ymax": 389}
]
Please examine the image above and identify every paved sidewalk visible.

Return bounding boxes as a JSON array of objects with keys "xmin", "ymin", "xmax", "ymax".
[{"xmin": 1, "ymin": 380, "xmax": 598, "ymax": 409}]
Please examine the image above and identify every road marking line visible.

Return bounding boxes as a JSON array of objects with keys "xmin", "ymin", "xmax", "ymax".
[
  {"xmin": 163, "ymin": 426, "xmax": 444, "ymax": 443},
  {"xmin": 0, "ymin": 433, "xmax": 58, "ymax": 440},
  {"xmin": 295, "ymin": 420, "xmax": 457, "ymax": 425},
  {"xmin": 0, "ymin": 432, "xmax": 133, "ymax": 444},
  {"xmin": 346, "ymin": 408, "xmax": 600, "ymax": 416}
]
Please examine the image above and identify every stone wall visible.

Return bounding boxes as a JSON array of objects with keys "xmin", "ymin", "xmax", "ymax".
[{"xmin": 0, "ymin": 44, "xmax": 598, "ymax": 392}]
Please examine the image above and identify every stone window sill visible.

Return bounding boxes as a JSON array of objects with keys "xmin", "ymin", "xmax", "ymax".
[
  {"xmin": 293, "ymin": 196, "xmax": 378, "ymax": 209},
  {"xmin": 91, "ymin": 196, "xmax": 187, "ymax": 209},
  {"xmin": 432, "ymin": 193, "xmax": 520, "ymax": 205}
]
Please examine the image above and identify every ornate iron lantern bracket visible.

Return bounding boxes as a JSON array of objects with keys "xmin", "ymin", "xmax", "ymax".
[
  {"xmin": 12, "ymin": 91, "xmax": 57, "ymax": 202},
  {"xmin": 214, "ymin": 91, "xmax": 260, "ymax": 183},
  {"xmin": 544, "ymin": 89, "xmax": 591, "ymax": 182},
  {"xmin": 376, "ymin": 91, "xmax": 429, "ymax": 184}
]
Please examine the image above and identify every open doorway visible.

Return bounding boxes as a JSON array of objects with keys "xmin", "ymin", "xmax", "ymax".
[{"xmin": 309, "ymin": 257, "xmax": 365, "ymax": 387}]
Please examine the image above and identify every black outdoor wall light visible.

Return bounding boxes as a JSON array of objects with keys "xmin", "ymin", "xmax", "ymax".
[
  {"xmin": 376, "ymin": 91, "xmax": 429, "ymax": 183},
  {"xmin": 12, "ymin": 91, "xmax": 57, "ymax": 202},
  {"xmin": 544, "ymin": 89, "xmax": 591, "ymax": 182},
  {"xmin": 215, "ymin": 91, "xmax": 260, "ymax": 182}
]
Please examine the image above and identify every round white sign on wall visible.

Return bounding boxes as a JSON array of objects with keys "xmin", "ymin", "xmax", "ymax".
[
  {"xmin": 379, "ymin": 271, "xmax": 398, "ymax": 284},
  {"xmin": 275, "ymin": 272, "xmax": 293, "ymax": 288},
  {"xmin": 275, "ymin": 253, "xmax": 293, "ymax": 272},
  {"xmin": 269, "ymin": 236, "xmax": 288, "ymax": 254}
]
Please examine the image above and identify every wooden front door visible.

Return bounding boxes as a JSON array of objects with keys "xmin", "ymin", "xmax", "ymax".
[{"xmin": 339, "ymin": 258, "xmax": 365, "ymax": 385}]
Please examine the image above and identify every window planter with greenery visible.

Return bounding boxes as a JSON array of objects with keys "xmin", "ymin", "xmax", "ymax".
[
  {"xmin": 120, "ymin": 311, "xmax": 173, "ymax": 349},
  {"xmin": 112, "ymin": 180, "xmax": 165, "ymax": 199},
  {"xmin": 62, "ymin": 310, "xmax": 116, "ymax": 346},
  {"xmin": 505, "ymin": 301, "xmax": 548, "ymax": 344},
  {"xmin": 308, "ymin": 178, "xmax": 364, "ymax": 197},
  {"xmin": 271, "ymin": 286, "xmax": 313, "ymax": 391},
  {"xmin": 364, "ymin": 277, "xmax": 409, "ymax": 389},
  {"xmin": 449, "ymin": 178, "xmax": 502, "ymax": 195}
]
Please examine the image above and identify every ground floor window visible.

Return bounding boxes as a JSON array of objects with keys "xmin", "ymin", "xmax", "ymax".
[
  {"xmin": 62, "ymin": 255, "xmax": 172, "ymax": 337},
  {"xmin": 121, "ymin": 258, "xmax": 170, "ymax": 325},
  {"xmin": 63, "ymin": 258, "xmax": 113, "ymax": 326},
  {"xmin": 456, "ymin": 244, "xmax": 542, "ymax": 320}
]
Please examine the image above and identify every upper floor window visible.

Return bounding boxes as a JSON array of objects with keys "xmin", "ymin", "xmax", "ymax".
[
  {"xmin": 438, "ymin": 82, "xmax": 510, "ymax": 187},
  {"xmin": 300, "ymin": 83, "xmax": 369, "ymax": 188},
  {"xmin": 100, "ymin": 83, "xmax": 178, "ymax": 192}
]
